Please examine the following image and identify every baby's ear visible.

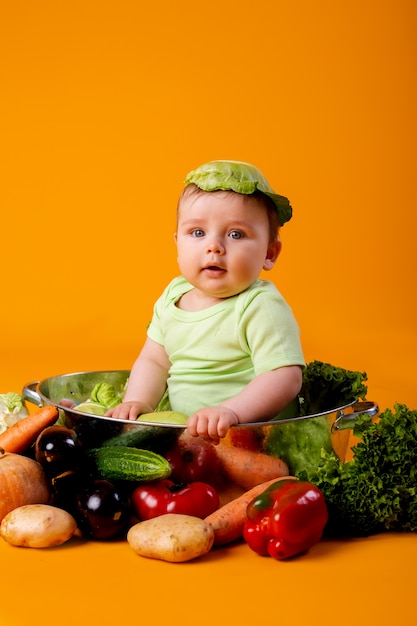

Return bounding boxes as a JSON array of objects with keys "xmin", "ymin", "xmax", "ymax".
[{"xmin": 263, "ymin": 240, "xmax": 281, "ymax": 270}]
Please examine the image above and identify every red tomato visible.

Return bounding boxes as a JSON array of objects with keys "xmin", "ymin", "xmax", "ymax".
[{"xmin": 131, "ymin": 479, "xmax": 220, "ymax": 520}]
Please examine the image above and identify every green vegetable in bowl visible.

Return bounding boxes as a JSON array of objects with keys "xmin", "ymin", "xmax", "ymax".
[
  {"xmin": 264, "ymin": 360, "xmax": 368, "ymax": 476},
  {"xmin": 74, "ymin": 380, "xmax": 168, "ymax": 417},
  {"xmin": 75, "ymin": 382, "xmax": 125, "ymax": 415},
  {"xmin": 299, "ymin": 403, "xmax": 417, "ymax": 536},
  {"xmin": 264, "ymin": 415, "xmax": 333, "ymax": 477},
  {"xmin": 90, "ymin": 383, "xmax": 123, "ymax": 409},
  {"xmin": 74, "ymin": 402, "xmax": 108, "ymax": 416}
]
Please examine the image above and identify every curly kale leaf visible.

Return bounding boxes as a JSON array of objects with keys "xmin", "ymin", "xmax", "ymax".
[
  {"xmin": 90, "ymin": 383, "xmax": 123, "ymax": 410},
  {"xmin": 299, "ymin": 360, "xmax": 368, "ymax": 416},
  {"xmin": 300, "ymin": 404, "xmax": 417, "ymax": 536}
]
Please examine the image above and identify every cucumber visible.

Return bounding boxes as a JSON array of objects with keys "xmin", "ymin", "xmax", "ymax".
[
  {"xmin": 101, "ymin": 424, "xmax": 180, "ymax": 453},
  {"xmin": 89, "ymin": 446, "xmax": 172, "ymax": 482}
]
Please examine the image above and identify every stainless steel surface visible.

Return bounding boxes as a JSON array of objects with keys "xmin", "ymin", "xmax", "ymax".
[{"xmin": 23, "ymin": 369, "xmax": 378, "ymax": 457}]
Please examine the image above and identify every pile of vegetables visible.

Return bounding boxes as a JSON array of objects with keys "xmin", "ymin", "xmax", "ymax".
[
  {"xmin": 0, "ymin": 402, "xmax": 298, "ymax": 560},
  {"xmin": 0, "ymin": 358, "xmax": 416, "ymax": 560}
]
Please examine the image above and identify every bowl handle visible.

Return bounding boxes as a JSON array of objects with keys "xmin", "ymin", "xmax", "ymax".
[
  {"xmin": 332, "ymin": 401, "xmax": 379, "ymax": 431},
  {"xmin": 22, "ymin": 381, "xmax": 43, "ymax": 407}
]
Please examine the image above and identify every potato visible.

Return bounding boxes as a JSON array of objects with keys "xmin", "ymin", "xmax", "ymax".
[
  {"xmin": 127, "ymin": 513, "xmax": 214, "ymax": 562},
  {"xmin": 0, "ymin": 504, "xmax": 77, "ymax": 548}
]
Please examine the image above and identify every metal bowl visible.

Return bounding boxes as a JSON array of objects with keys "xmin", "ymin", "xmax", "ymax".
[{"xmin": 23, "ymin": 369, "xmax": 378, "ymax": 462}]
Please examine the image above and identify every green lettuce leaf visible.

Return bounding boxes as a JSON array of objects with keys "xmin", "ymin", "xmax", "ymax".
[{"xmin": 299, "ymin": 403, "xmax": 417, "ymax": 536}]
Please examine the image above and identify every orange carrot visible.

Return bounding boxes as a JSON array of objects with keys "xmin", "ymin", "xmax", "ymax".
[
  {"xmin": 205, "ymin": 476, "xmax": 296, "ymax": 546},
  {"xmin": 0, "ymin": 405, "xmax": 59, "ymax": 454},
  {"xmin": 215, "ymin": 442, "xmax": 289, "ymax": 490}
]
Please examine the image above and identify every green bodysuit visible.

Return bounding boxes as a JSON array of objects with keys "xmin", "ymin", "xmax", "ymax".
[{"xmin": 147, "ymin": 276, "xmax": 305, "ymax": 416}]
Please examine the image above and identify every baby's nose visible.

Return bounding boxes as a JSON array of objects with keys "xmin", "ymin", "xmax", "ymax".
[{"xmin": 207, "ymin": 239, "xmax": 225, "ymax": 254}]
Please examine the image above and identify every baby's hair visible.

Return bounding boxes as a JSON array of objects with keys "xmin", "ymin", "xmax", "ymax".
[{"xmin": 177, "ymin": 184, "xmax": 280, "ymax": 243}]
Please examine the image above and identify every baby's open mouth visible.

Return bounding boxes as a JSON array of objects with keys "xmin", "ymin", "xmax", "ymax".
[{"xmin": 203, "ymin": 265, "xmax": 225, "ymax": 273}]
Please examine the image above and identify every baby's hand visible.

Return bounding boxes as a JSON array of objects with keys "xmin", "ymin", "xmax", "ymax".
[
  {"xmin": 105, "ymin": 401, "xmax": 154, "ymax": 421},
  {"xmin": 187, "ymin": 406, "xmax": 239, "ymax": 443}
]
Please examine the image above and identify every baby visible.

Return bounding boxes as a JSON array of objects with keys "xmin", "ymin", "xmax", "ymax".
[{"xmin": 107, "ymin": 160, "xmax": 305, "ymax": 442}]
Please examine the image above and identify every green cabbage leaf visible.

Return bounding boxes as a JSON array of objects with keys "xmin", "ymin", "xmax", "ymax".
[
  {"xmin": 75, "ymin": 382, "xmax": 125, "ymax": 415},
  {"xmin": 0, "ymin": 392, "xmax": 29, "ymax": 434}
]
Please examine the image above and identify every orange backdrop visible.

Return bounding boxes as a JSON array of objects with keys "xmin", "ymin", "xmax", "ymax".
[
  {"xmin": 1, "ymin": 4, "xmax": 417, "ymax": 626},
  {"xmin": 1, "ymin": 0, "xmax": 416, "ymax": 416}
]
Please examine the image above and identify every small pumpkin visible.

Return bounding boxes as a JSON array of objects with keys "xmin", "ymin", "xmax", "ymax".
[{"xmin": 0, "ymin": 448, "xmax": 50, "ymax": 523}]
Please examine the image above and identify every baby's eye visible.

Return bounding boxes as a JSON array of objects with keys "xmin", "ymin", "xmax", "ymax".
[
  {"xmin": 191, "ymin": 229, "xmax": 205, "ymax": 238},
  {"xmin": 229, "ymin": 230, "xmax": 243, "ymax": 240}
]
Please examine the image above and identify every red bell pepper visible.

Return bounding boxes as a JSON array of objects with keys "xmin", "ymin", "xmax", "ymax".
[
  {"xmin": 131, "ymin": 479, "xmax": 220, "ymax": 520},
  {"xmin": 243, "ymin": 479, "xmax": 328, "ymax": 560}
]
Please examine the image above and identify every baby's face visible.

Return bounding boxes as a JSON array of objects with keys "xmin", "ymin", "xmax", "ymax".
[{"xmin": 175, "ymin": 191, "xmax": 280, "ymax": 301}]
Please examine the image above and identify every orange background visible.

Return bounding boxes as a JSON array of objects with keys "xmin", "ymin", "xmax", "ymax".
[
  {"xmin": 1, "ymin": 2, "xmax": 416, "ymax": 625},
  {"xmin": 2, "ymin": 0, "xmax": 416, "ymax": 414}
]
